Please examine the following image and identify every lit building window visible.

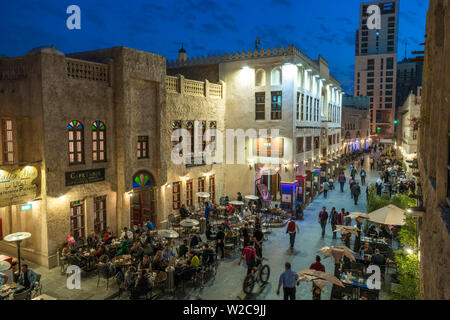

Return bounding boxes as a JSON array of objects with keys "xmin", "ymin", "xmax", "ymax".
[
  {"xmin": 173, "ymin": 182, "xmax": 181, "ymax": 210},
  {"xmin": 271, "ymin": 91, "xmax": 282, "ymax": 120},
  {"xmin": 68, "ymin": 120, "xmax": 84, "ymax": 164},
  {"xmin": 186, "ymin": 180, "xmax": 193, "ymax": 207},
  {"xmin": 1, "ymin": 119, "xmax": 14, "ymax": 163},
  {"xmin": 255, "ymin": 92, "xmax": 265, "ymax": 120},
  {"xmin": 137, "ymin": 136, "xmax": 149, "ymax": 159},
  {"xmin": 209, "ymin": 175, "xmax": 216, "ymax": 204},
  {"xmin": 256, "ymin": 137, "xmax": 284, "ymax": 157},
  {"xmin": 70, "ymin": 200, "xmax": 85, "ymax": 240},
  {"xmin": 94, "ymin": 196, "xmax": 107, "ymax": 235},
  {"xmin": 92, "ymin": 121, "xmax": 106, "ymax": 162}
]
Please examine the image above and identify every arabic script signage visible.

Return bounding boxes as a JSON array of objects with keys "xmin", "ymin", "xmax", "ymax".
[{"xmin": 0, "ymin": 166, "xmax": 38, "ymax": 207}]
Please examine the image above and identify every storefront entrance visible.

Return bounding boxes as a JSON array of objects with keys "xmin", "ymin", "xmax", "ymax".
[{"xmin": 131, "ymin": 170, "xmax": 156, "ymax": 226}]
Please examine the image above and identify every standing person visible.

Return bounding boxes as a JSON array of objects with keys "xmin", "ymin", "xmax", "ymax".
[
  {"xmin": 215, "ymin": 226, "xmax": 225, "ymax": 259},
  {"xmin": 180, "ymin": 204, "xmax": 190, "ymax": 218},
  {"xmin": 253, "ymin": 224, "xmax": 264, "ymax": 258},
  {"xmin": 322, "ymin": 180, "xmax": 329, "ymax": 199},
  {"xmin": 276, "ymin": 262, "xmax": 300, "ymax": 300},
  {"xmin": 338, "ymin": 172, "xmax": 346, "ymax": 192},
  {"xmin": 351, "ymin": 167, "xmax": 358, "ymax": 180},
  {"xmin": 318, "ymin": 207, "xmax": 328, "ymax": 239},
  {"xmin": 329, "ymin": 207, "xmax": 338, "ymax": 239},
  {"xmin": 310, "ymin": 255, "xmax": 325, "ymax": 272},
  {"xmin": 337, "ymin": 208, "xmax": 345, "ymax": 226},
  {"xmin": 360, "ymin": 169, "xmax": 366, "ymax": 186},
  {"xmin": 344, "ymin": 211, "xmax": 352, "ymax": 226},
  {"xmin": 351, "ymin": 182, "xmax": 361, "ymax": 205},
  {"xmin": 370, "ymin": 158, "xmax": 375, "ymax": 171},
  {"xmin": 286, "ymin": 218, "xmax": 300, "ymax": 250},
  {"xmin": 204, "ymin": 202, "xmax": 211, "ymax": 220}
]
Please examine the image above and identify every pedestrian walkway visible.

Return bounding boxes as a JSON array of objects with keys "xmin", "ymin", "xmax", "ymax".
[{"xmin": 196, "ymin": 154, "xmax": 385, "ymax": 300}]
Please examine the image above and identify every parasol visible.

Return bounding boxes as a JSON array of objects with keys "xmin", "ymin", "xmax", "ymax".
[
  {"xmin": 180, "ymin": 219, "xmax": 199, "ymax": 227},
  {"xmin": 334, "ymin": 225, "xmax": 360, "ymax": 236},
  {"xmin": 369, "ymin": 204, "xmax": 406, "ymax": 226},
  {"xmin": 348, "ymin": 212, "xmax": 370, "ymax": 220},
  {"xmin": 318, "ymin": 246, "xmax": 356, "ymax": 262},
  {"xmin": 229, "ymin": 201, "xmax": 245, "ymax": 206},
  {"xmin": 297, "ymin": 269, "xmax": 344, "ymax": 287},
  {"xmin": 196, "ymin": 192, "xmax": 210, "ymax": 198},
  {"xmin": 0, "ymin": 261, "xmax": 11, "ymax": 272},
  {"xmin": 157, "ymin": 229, "xmax": 179, "ymax": 239},
  {"xmin": 245, "ymin": 195, "xmax": 259, "ymax": 200}
]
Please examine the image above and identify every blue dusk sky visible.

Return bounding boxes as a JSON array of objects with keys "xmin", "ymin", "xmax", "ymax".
[{"xmin": 0, "ymin": 0, "xmax": 428, "ymax": 94}]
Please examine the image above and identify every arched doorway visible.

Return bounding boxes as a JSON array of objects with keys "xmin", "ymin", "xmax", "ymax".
[{"xmin": 130, "ymin": 170, "xmax": 157, "ymax": 226}]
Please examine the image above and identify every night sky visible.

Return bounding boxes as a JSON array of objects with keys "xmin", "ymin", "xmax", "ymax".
[{"xmin": 0, "ymin": 0, "xmax": 428, "ymax": 94}]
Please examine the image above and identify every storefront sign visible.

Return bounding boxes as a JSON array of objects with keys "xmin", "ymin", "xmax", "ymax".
[
  {"xmin": 65, "ymin": 168, "xmax": 105, "ymax": 186},
  {"xmin": 0, "ymin": 166, "xmax": 38, "ymax": 207}
]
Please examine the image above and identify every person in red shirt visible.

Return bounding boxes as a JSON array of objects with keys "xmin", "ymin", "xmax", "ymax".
[
  {"xmin": 309, "ymin": 255, "xmax": 325, "ymax": 272},
  {"xmin": 337, "ymin": 208, "xmax": 345, "ymax": 226},
  {"xmin": 226, "ymin": 203, "xmax": 234, "ymax": 216},
  {"xmin": 286, "ymin": 218, "xmax": 300, "ymax": 249},
  {"xmin": 238, "ymin": 242, "xmax": 261, "ymax": 275}
]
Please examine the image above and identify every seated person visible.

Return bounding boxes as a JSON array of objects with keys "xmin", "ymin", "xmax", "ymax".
[
  {"xmin": 180, "ymin": 204, "xmax": 190, "ymax": 218},
  {"xmin": 16, "ymin": 264, "xmax": 40, "ymax": 291},
  {"xmin": 87, "ymin": 232, "xmax": 98, "ymax": 248},
  {"xmin": 187, "ymin": 252, "xmax": 200, "ymax": 270},
  {"xmin": 241, "ymin": 223, "xmax": 250, "ymax": 245},
  {"xmin": 152, "ymin": 241, "xmax": 164, "ymax": 255},
  {"xmin": 367, "ymin": 225, "xmax": 378, "ymax": 238},
  {"xmin": 123, "ymin": 266, "xmax": 137, "ymax": 291},
  {"xmin": 226, "ymin": 203, "xmax": 234, "ymax": 216},
  {"xmin": 151, "ymin": 250, "xmax": 168, "ymax": 271},
  {"xmin": 103, "ymin": 227, "xmax": 115, "ymax": 245},
  {"xmin": 61, "ymin": 242, "xmax": 71, "ymax": 256},
  {"xmin": 370, "ymin": 249, "xmax": 386, "ymax": 267},
  {"xmin": 131, "ymin": 269, "xmax": 153, "ymax": 299},
  {"xmin": 93, "ymin": 244, "xmax": 105, "ymax": 257},
  {"xmin": 132, "ymin": 225, "xmax": 142, "ymax": 239},
  {"xmin": 130, "ymin": 241, "xmax": 144, "ymax": 260},
  {"xmin": 0, "ymin": 272, "xmax": 8, "ymax": 286},
  {"xmin": 222, "ymin": 219, "xmax": 231, "ymax": 231},
  {"xmin": 162, "ymin": 244, "xmax": 176, "ymax": 261},
  {"xmin": 190, "ymin": 233, "xmax": 202, "ymax": 248},
  {"xmin": 141, "ymin": 241, "xmax": 154, "ymax": 257},
  {"xmin": 205, "ymin": 225, "xmax": 215, "ymax": 240},
  {"xmin": 116, "ymin": 235, "xmax": 131, "ymax": 255},
  {"xmin": 361, "ymin": 242, "xmax": 374, "ymax": 256},
  {"xmin": 120, "ymin": 227, "xmax": 134, "ymax": 241},
  {"xmin": 146, "ymin": 219, "xmax": 155, "ymax": 231},
  {"xmin": 178, "ymin": 239, "xmax": 189, "ymax": 258},
  {"xmin": 202, "ymin": 243, "xmax": 215, "ymax": 266},
  {"xmin": 138, "ymin": 255, "xmax": 152, "ymax": 271},
  {"xmin": 243, "ymin": 207, "xmax": 252, "ymax": 218}
]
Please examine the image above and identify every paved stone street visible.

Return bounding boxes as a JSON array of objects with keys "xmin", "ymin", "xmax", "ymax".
[{"xmin": 29, "ymin": 155, "xmax": 392, "ymax": 300}]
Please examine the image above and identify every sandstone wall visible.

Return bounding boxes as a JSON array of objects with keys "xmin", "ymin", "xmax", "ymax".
[{"xmin": 418, "ymin": 0, "xmax": 450, "ymax": 300}]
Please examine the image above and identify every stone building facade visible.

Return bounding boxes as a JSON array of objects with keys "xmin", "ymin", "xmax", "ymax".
[
  {"xmin": 0, "ymin": 46, "xmax": 225, "ymax": 268},
  {"xmin": 341, "ymin": 95, "xmax": 371, "ymax": 154},
  {"xmin": 417, "ymin": 0, "xmax": 450, "ymax": 300},
  {"xmin": 397, "ymin": 88, "xmax": 421, "ymax": 168},
  {"xmin": 168, "ymin": 45, "xmax": 343, "ymax": 206}
]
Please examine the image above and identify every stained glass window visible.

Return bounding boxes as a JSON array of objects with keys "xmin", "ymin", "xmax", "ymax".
[
  {"xmin": 133, "ymin": 171, "xmax": 151, "ymax": 189},
  {"xmin": 92, "ymin": 121, "xmax": 106, "ymax": 162},
  {"xmin": 68, "ymin": 120, "xmax": 84, "ymax": 164}
]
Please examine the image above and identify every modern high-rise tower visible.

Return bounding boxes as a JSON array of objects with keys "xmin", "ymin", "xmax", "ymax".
[{"xmin": 354, "ymin": 0, "xmax": 399, "ymax": 138}]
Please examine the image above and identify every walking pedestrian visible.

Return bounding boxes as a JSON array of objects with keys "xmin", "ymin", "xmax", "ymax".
[
  {"xmin": 338, "ymin": 208, "xmax": 345, "ymax": 226},
  {"xmin": 338, "ymin": 172, "xmax": 346, "ymax": 192},
  {"xmin": 318, "ymin": 207, "xmax": 328, "ymax": 238},
  {"xmin": 329, "ymin": 207, "xmax": 338, "ymax": 239},
  {"xmin": 253, "ymin": 224, "xmax": 264, "ymax": 258},
  {"xmin": 286, "ymin": 218, "xmax": 300, "ymax": 250},
  {"xmin": 344, "ymin": 211, "xmax": 352, "ymax": 226},
  {"xmin": 360, "ymin": 169, "xmax": 366, "ymax": 186},
  {"xmin": 351, "ymin": 167, "xmax": 358, "ymax": 180},
  {"xmin": 370, "ymin": 158, "xmax": 375, "ymax": 170},
  {"xmin": 351, "ymin": 182, "xmax": 361, "ymax": 205},
  {"xmin": 276, "ymin": 262, "xmax": 300, "ymax": 300},
  {"xmin": 322, "ymin": 180, "xmax": 329, "ymax": 199}
]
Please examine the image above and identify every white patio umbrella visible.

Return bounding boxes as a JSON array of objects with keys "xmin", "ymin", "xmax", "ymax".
[{"xmin": 369, "ymin": 204, "xmax": 406, "ymax": 226}]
